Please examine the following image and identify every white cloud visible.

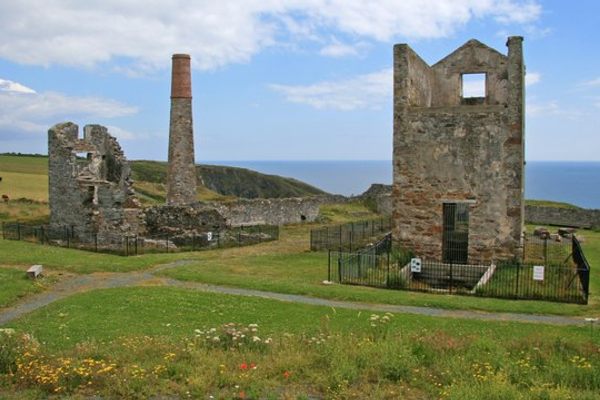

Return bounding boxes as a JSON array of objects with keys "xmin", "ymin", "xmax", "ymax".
[
  {"xmin": 527, "ymin": 98, "xmax": 582, "ymax": 119},
  {"xmin": 105, "ymin": 125, "xmax": 139, "ymax": 141},
  {"xmin": 0, "ymin": 78, "xmax": 36, "ymax": 94},
  {"xmin": 270, "ymin": 68, "xmax": 391, "ymax": 111},
  {"xmin": 0, "ymin": 1, "xmax": 541, "ymax": 72},
  {"xmin": 319, "ymin": 38, "xmax": 367, "ymax": 58},
  {"xmin": 527, "ymin": 100, "xmax": 559, "ymax": 117},
  {"xmin": 581, "ymin": 77, "xmax": 600, "ymax": 87},
  {"xmin": 525, "ymin": 71, "xmax": 541, "ymax": 86},
  {"xmin": 0, "ymin": 79, "xmax": 138, "ymax": 135}
]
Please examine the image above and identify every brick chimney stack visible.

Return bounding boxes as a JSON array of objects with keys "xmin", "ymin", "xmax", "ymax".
[{"xmin": 167, "ymin": 54, "xmax": 197, "ymax": 205}]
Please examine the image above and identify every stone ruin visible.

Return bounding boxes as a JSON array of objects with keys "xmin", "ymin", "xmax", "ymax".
[
  {"xmin": 48, "ymin": 122, "xmax": 142, "ymax": 236},
  {"xmin": 393, "ymin": 37, "xmax": 525, "ymax": 264}
]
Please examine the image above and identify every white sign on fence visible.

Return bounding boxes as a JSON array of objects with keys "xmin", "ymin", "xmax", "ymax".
[
  {"xmin": 410, "ymin": 258, "xmax": 422, "ymax": 273},
  {"xmin": 207, "ymin": 232, "xmax": 213, "ymax": 241},
  {"xmin": 533, "ymin": 265, "xmax": 545, "ymax": 281}
]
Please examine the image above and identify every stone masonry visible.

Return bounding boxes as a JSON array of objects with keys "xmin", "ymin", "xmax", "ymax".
[
  {"xmin": 393, "ymin": 37, "xmax": 525, "ymax": 264},
  {"xmin": 48, "ymin": 123, "xmax": 142, "ymax": 236},
  {"xmin": 525, "ymin": 205, "xmax": 600, "ymax": 229},
  {"xmin": 167, "ymin": 54, "xmax": 197, "ymax": 205}
]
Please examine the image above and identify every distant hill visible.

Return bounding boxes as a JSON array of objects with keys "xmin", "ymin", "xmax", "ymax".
[
  {"xmin": 130, "ymin": 160, "xmax": 326, "ymax": 200},
  {"xmin": 0, "ymin": 155, "xmax": 327, "ymax": 211}
]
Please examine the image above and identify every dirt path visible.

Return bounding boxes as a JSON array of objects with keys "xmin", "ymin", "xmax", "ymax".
[{"xmin": 0, "ymin": 261, "xmax": 591, "ymax": 327}]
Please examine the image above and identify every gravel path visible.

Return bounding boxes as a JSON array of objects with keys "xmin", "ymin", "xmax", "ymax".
[{"xmin": 0, "ymin": 261, "xmax": 590, "ymax": 327}]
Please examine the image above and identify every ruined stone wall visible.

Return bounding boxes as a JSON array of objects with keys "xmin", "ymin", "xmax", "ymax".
[
  {"xmin": 142, "ymin": 196, "xmax": 323, "ymax": 235},
  {"xmin": 215, "ymin": 197, "xmax": 321, "ymax": 226},
  {"xmin": 48, "ymin": 123, "xmax": 141, "ymax": 236},
  {"xmin": 525, "ymin": 206, "xmax": 600, "ymax": 229},
  {"xmin": 144, "ymin": 204, "xmax": 226, "ymax": 236},
  {"xmin": 393, "ymin": 38, "xmax": 525, "ymax": 264}
]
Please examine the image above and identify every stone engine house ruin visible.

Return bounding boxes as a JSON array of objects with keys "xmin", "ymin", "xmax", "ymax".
[
  {"xmin": 48, "ymin": 123, "xmax": 142, "ymax": 236},
  {"xmin": 392, "ymin": 37, "xmax": 525, "ymax": 264}
]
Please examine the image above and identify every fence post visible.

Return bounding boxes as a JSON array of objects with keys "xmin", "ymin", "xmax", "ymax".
[
  {"xmin": 1, "ymin": 222, "xmax": 4, "ymax": 240},
  {"xmin": 349, "ymin": 230, "xmax": 353, "ymax": 253},
  {"xmin": 65, "ymin": 226, "xmax": 70, "ymax": 248},
  {"xmin": 17, "ymin": 222, "xmax": 21, "ymax": 241},
  {"xmin": 337, "ymin": 253, "xmax": 342, "ymax": 283},
  {"xmin": 166, "ymin": 234, "xmax": 169, "ymax": 253},
  {"xmin": 387, "ymin": 250, "xmax": 390, "ymax": 286},
  {"xmin": 135, "ymin": 235, "xmax": 138, "ymax": 255},
  {"xmin": 126, "ymin": 236, "xmax": 129, "ymax": 256},
  {"xmin": 515, "ymin": 263, "xmax": 520, "ymax": 298},
  {"xmin": 258, "ymin": 225, "xmax": 262, "ymax": 244},
  {"xmin": 238, "ymin": 229, "xmax": 241, "ymax": 247},
  {"xmin": 357, "ymin": 249, "xmax": 362, "ymax": 278},
  {"xmin": 40, "ymin": 226, "xmax": 44, "ymax": 245},
  {"xmin": 339, "ymin": 225, "xmax": 343, "ymax": 250},
  {"xmin": 543, "ymin": 237, "xmax": 548, "ymax": 267},
  {"xmin": 328, "ymin": 249, "xmax": 331, "ymax": 282},
  {"xmin": 94, "ymin": 233, "xmax": 98, "ymax": 252},
  {"xmin": 449, "ymin": 261, "xmax": 453, "ymax": 294}
]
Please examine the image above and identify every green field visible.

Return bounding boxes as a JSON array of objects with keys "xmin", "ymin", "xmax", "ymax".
[{"xmin": 2, "ymin": 287, "xmax": 600, "ymax": 399}]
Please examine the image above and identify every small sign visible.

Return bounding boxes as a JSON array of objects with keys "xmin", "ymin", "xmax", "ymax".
[
  {"xmin": 410, "ymin": 258, "xmax": 422, "ymax": 273},
  {"xmin": 533, "ymin": 265, "xmax": 545, "ymax": 281},
  {"xmin": 207, "ymin": 232, "xmax": 213, "ymax": 241}
]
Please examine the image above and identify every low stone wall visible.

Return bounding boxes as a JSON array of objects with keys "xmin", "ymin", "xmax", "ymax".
[
  {"xmin": 143, "ymin": 196, "xmax": 327, "ymax": 235},
  {"xmin": 525, "ymin": 205, "xmax": 600, "ymax": 229},
  {"xmin": 215, "ymin": 197, "xmax": 322, "ymax": 226},
  {"xmin": 144, "ymin": 204, "xmax": 227, "ymax": 235}
]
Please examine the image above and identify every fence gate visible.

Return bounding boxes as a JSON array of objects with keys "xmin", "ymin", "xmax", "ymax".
[{"xmin": 442, "ymin": 203, "xmax": 469, "ymax": 264}]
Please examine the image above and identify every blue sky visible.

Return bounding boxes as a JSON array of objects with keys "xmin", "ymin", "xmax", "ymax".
[{"xmin": 0, "ymin": 0, "xmax": 599, "ymax": 161}]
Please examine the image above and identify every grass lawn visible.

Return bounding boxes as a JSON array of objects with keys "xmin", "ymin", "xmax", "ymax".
[
  {"xmin": 2, "ymin": 286, "xmax": 599, "ymax": 399},
  {"xmin": 1, "ymin": 218, "xmax": 599, "ymax": 316},
  {"xmin": 0, "ymin": 267, "xmax": 56, "ymax": 308}
]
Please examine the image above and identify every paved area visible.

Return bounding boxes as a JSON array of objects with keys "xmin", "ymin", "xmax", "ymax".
[{"xmin": 0, "ymin": 260, "xmax": 591, "ymax": 327}]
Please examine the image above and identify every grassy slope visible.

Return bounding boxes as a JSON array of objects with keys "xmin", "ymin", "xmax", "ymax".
[
  {"xmin": 6, "ymin": 286, "xmax": 594, "ymax": 351},
  {"xmin": 156, "ymin": 226, "xmax": 600, "ymax": 317},
  {"xmin": 4, "ymin": 286, "xmax": 599, "ymax": 399},
  {"xmin": 526, "ymin": 199, "xmax": 581, "ymax": 209},
  {"xmin": 0, "ymin": 155, "xmax": 326, "ymax": 210},
  {"xmin": 1, "ymin": 216, "xmax": 598, "ymax": 316},
  {"xmin": 0, "ymin": 268, "xmax": 52, "ymax": 308},
  {"xmin": 130, "ymin": 159, "xmax": 326, "ymax": 199}
]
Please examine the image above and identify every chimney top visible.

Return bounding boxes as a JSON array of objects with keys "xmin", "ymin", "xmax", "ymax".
[{"xmin": 170, "ymin": 53, "xmax": 192, "ymax": 99}]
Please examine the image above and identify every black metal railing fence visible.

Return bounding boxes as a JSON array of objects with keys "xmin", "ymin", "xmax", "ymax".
[
  {"xmin": 310, "ymin": 217, "xmax": 391, "ymax": 252},
  {"xmin": 2, "ymin": 222, "xmax": 279, "ymax": 256},
  {"xmin": 329, "ymin": 234, "xmax": 590, "ymax": 304}
]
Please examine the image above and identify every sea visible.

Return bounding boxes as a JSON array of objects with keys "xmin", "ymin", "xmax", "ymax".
[{"xmin": 206, "ymin": 160, "xmax": 600, "ymax": 210}]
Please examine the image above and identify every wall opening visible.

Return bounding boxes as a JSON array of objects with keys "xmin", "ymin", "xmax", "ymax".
[
  {"xmin": 442, "ymin": 203, "xmax": 469, "ymax": 263},
  {"xmin": 461, "ymin": 73, "xmax": 486, "ymax": 104}
]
